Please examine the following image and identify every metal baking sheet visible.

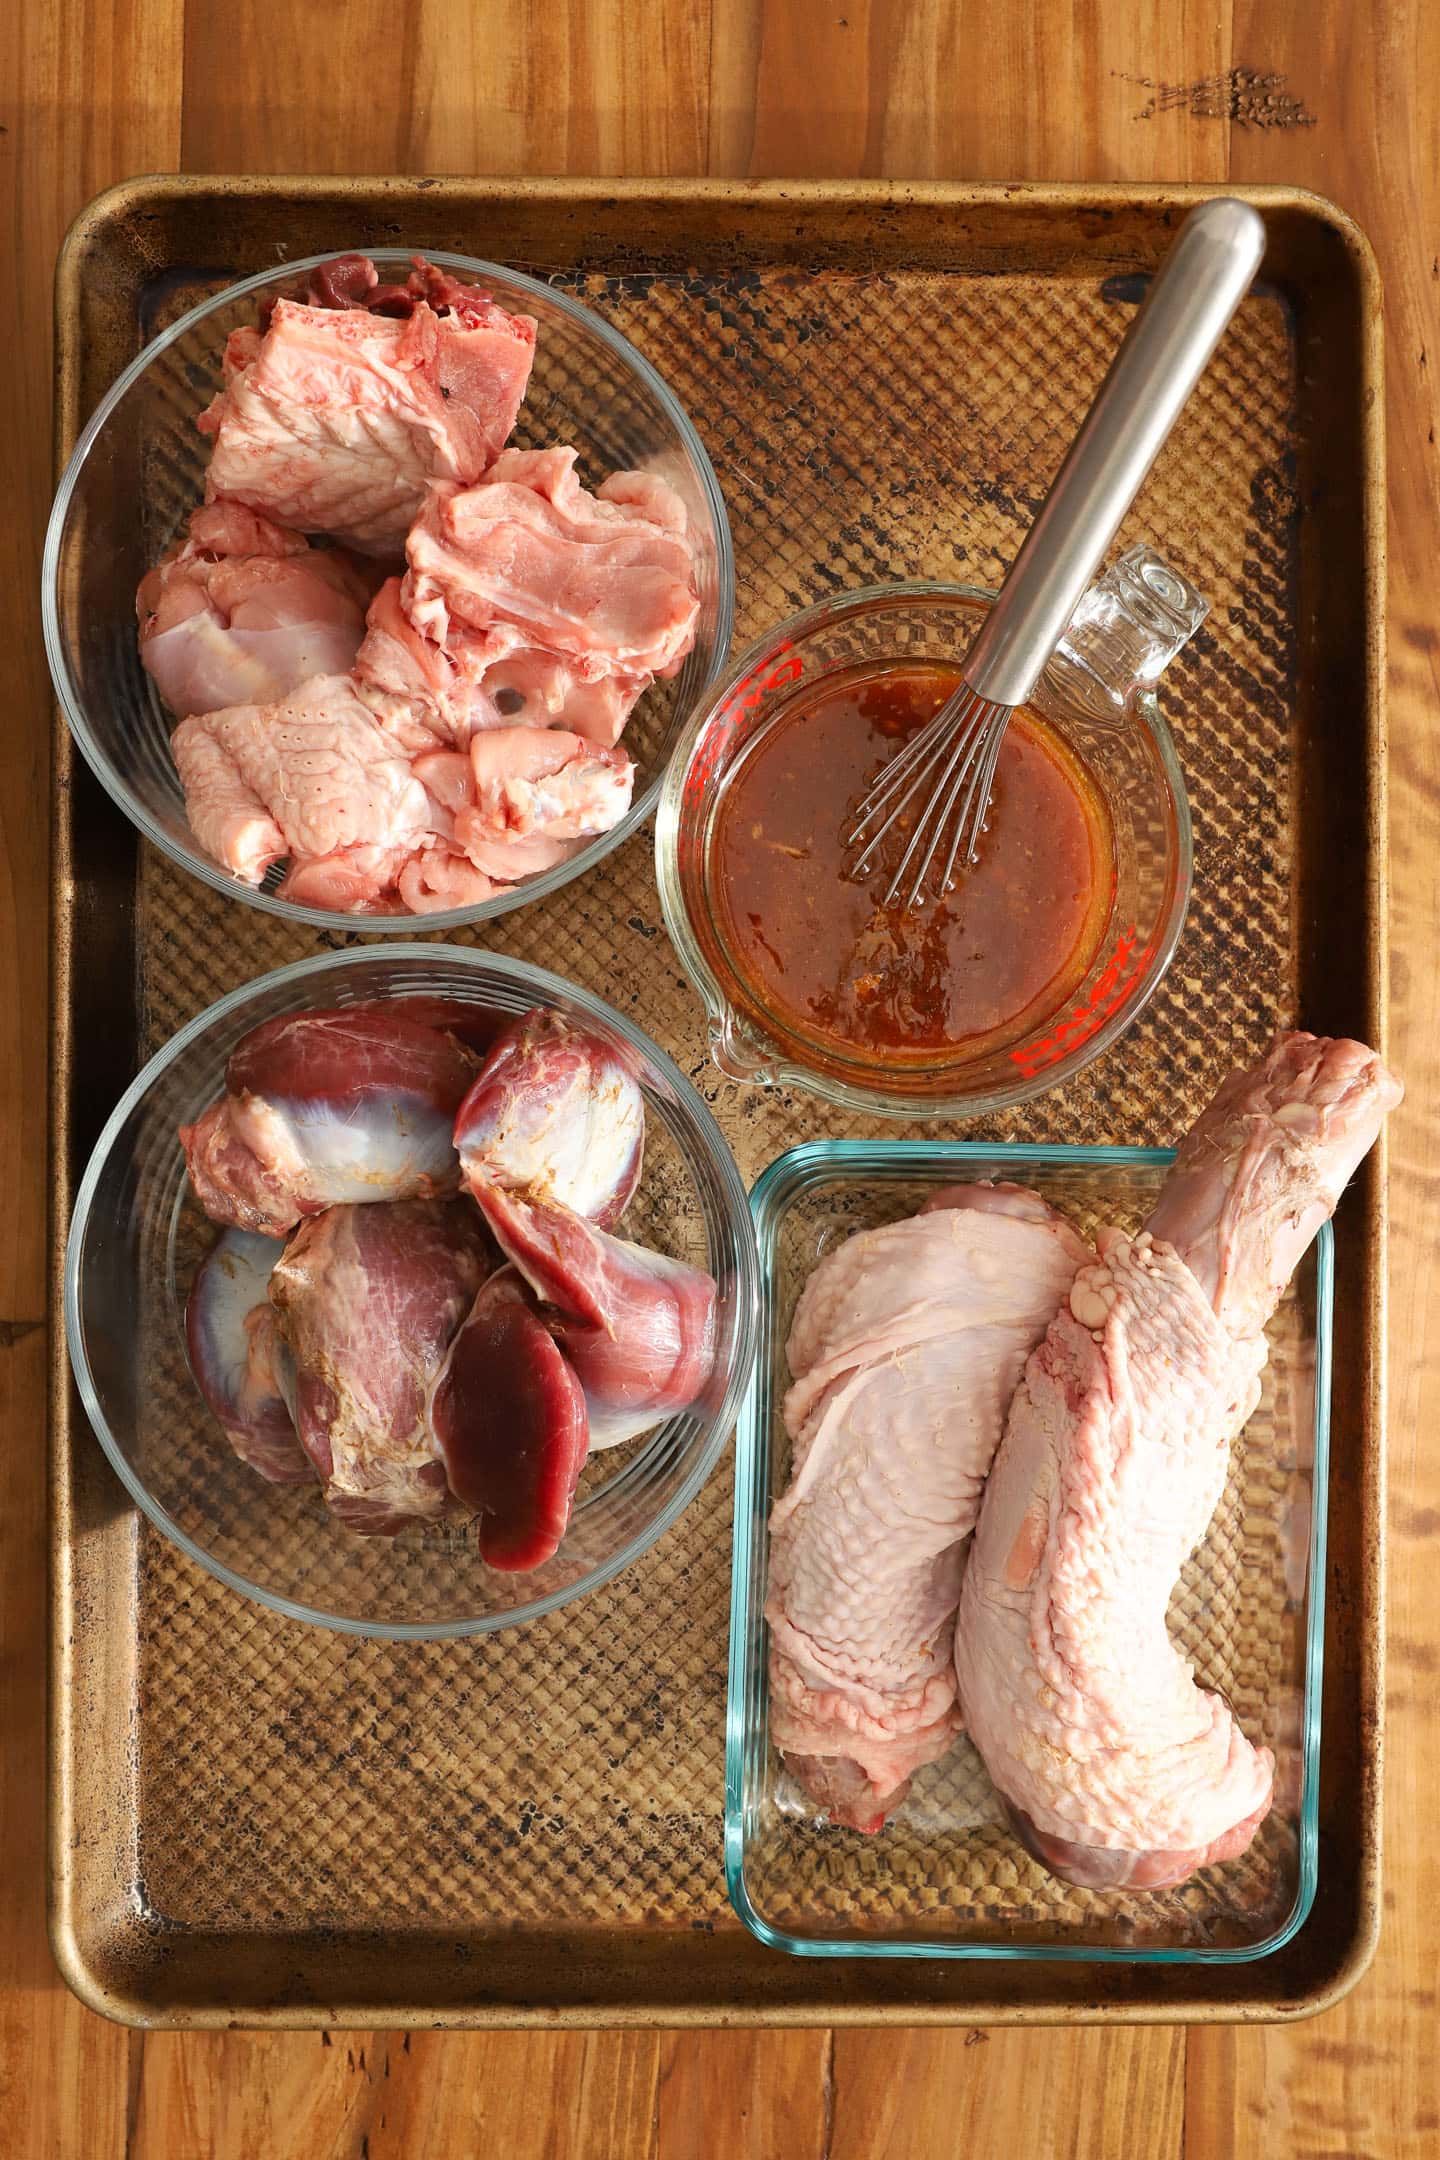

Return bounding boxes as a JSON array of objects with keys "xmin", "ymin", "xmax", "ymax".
[{"xmin": 49, "ymin": 177, "xmax": 1387, "ymax": 2026}]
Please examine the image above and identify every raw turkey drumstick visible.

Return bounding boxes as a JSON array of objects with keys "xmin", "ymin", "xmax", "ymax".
[{"xmin": 955, "ymin": 1032, "xmax": 1401, "ymax": 1891}]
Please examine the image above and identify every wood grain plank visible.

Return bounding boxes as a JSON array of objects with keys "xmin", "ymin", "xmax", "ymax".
[
  {"xmin": 655, "ymin": 2032, "xmax": 830, "ymax": 2160},
  {"xmin": 1187, "ymin": 2, "xmax": 1440, "ymax": 2150},
  {"xmin": 709, "ymin": 0, "xmax": 1232, "ymax": 181},
  {"xmin": 830, "ymin": 2028, "xmax": 1185, "ymax": 2160},
  {"xmin": 1, "ymin": 4, "xmax": 183, "ymax": 2155},
  {"xmin": 132, "ymin": 2030, "xmax": 662, "ymax": 2160},
  {"xmin": 181, "ymin": 0, "xmax": 712, "ymax": 178}
]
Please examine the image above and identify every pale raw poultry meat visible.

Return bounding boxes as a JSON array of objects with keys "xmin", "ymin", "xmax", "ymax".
[
  {"xmin": 137, "ymin": 501, "xmax": 373, "ymax": 719},
  {"xmin": 181, "ymin": 1005, "xmax": 480, "ymax": 1236},
  {"xmin": 399, "ymin": 447, "xmax": 699, "ymax": 685},
  {"xmin": 171, "ymin": 673, "xmax": 435, "ymax": 894},
  {"xmin": 270, "ymin": 1198, "xmax": 491, "ymax": 1534},
  {"xmin": 198, "ymin": 271, "xmax": 536, "ymax": 554},
  {"xmin": 356, "ymin": 575, "xmax": 648, "ymax": 748},
  {"xmin": 955, "ymin": 1033, "xmax": 1401, "ymax": 1890},
  {"xmin": 765, "ymin": 1185, "xmax": 1089, "ymax": 1832}
]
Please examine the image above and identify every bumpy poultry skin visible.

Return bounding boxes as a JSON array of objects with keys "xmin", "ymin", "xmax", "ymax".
[
  {"xmin": 766, "ymin": 1187, "xmax": 1090, "ymax": 1832},
  {"xmin": 137, "ymin": 502, "xmax": 372, "ymax": 719},
  {"xmin": 269, "ymin": 1198, "xmax": 491, "ymax": 1534},
  {"xmin": 955, "ymin": 1034, "xmax": 1402, "ymax": 1890},
  {"xmin": 181, "ymin": 1006, "xmax": 479, "ymax": 1236},
  {"xmin": 171, "ymin": 673, "xmax": 435, "ymax": 889}
]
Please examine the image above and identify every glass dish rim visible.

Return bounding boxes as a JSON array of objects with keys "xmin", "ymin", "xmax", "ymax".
[
  {"xmin": 42, "ymin": 245, "xmax": 737, "ymax": 935},
  {"xmin": 63, "ymin": 942, "xmax": 761, "ymax": 1641},
  {"xmin": 654, "ymin": 580, "xmax": 1195, "ymax": 1119},
  {"xmin": 725, "ymin": 1137, "xmax": 1331, "ymax": 1964}
]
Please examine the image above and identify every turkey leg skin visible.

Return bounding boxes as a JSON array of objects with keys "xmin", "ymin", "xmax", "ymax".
[
  {"xmin": 765, "ymin": 1186, "xmax": 1090, "ymax": 1833},
  {"xmin": 956, "ymin": 1033, "xmax": 1402, "ymax": 1891}
]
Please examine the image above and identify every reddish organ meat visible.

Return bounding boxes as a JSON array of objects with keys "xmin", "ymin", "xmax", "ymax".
[
  {"xmin": 181, "ymin": 1006, "xmax": 479, "ymax": 1235},
  {"xmin": 454, "ymin": 1008, "xmax": 644, "ymax": 1227},
  {"xmin": 269, "ymin": 1198, "xmax": 491, "ymax": 1535},
  {"xmin": 185, "ymin": 1227, "xmax": 310, "ymax": 1483},
  {"xmin": 138, "ymin": 502, "xmax": 373, "ymax": 720},
  {"xmin": 475, "ymin": 1187, "xmax": 717, "ymax": 1448},
  {"xmin": 430, "ymin": 1266, "xmax": 589, "ymax": 1569},
  {"xmin": 956, "ymin": 1033, "xmax": 1402, "ymax": 1889}
]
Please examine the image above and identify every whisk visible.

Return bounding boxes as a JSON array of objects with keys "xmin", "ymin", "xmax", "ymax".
[{"xmin": 847, "ymin": 197, "xmax": 1267, "ymax": 911}]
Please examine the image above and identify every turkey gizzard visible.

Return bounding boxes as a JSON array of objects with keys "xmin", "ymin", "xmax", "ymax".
[{"xmin": 180, "ymin": 1005, "xmax": 481, "ymax": 1237}]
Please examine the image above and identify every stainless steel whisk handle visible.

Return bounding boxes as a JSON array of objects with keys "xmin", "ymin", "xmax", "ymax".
[{"xmin": 962, "ymin": 197, "xmax": 1266, "ymax": 711}]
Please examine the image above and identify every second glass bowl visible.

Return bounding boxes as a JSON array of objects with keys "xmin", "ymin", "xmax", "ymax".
[
  {"xmin": 656, "ymin": 581, "xmax": 1193, "ymax": 1118},
  {"xmin": 64, "ymin": 946, "xmax": 760, "ymax": 1639}
]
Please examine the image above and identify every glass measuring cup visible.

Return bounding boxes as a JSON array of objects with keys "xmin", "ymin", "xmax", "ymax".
[{"xmin": 655, "ymin": 553, "xmax": 1202, "ymax": 1118}]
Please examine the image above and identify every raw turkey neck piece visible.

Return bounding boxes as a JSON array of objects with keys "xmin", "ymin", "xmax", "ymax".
[{"xmin": 955, "ymin": 1032, "xmax": 1401, "ymax": 1891}]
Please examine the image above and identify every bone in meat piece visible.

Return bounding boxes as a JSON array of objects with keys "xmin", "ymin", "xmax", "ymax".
[
  {"xmin": 180, "ymin": 1005, "xmax": 479, "ymax": 1236},
  {"xmin": 137, "ymin": 501, "xmax": 372, "ymax": 720},
  {"xmin": 475, "ymin": 1186, "xmax": 718, "ymax": 1450},
  {"xmin": 269, "ymin": 1198, "xmax": 491, "ymax": 1535},
  {"xmin": 454, "ymin": 1007, "xmax": 644, "ymax": 1228},
  {"xmin": 197, "ymin": 280, "xmax": 535, "ymax": 554},
  {"xmin": 430, "ymin": 1265, "xmax": 590, "ymax": 1570},
  {"xmin": 403, "ymin": 447, "xmax": 700, "ymax": 680},
  {"xmin": 955, "ymin": 1033, "xmax": 1402, "ymax": 1889},
  {"xmin": 185, "ymin": 1227, "xmax": 309, "ymax": 1483},
  {"xmin": 171, "ymin": 674, "xmax": 434, "ymax": 888},
  {"xmin": 766, "ymin": 1186, "xmax": 1090, "ymax": 1832}
]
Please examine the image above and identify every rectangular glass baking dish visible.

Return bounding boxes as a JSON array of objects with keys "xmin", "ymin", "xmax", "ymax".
[{"xmin": 727, "ymin": 1139, "xmax": 1332, "ymax": 1964}]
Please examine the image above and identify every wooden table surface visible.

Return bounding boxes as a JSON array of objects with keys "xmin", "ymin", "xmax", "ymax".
[{"xmin": 4, "ymin": 4, "xmax": 1437, "ymax": 2154}]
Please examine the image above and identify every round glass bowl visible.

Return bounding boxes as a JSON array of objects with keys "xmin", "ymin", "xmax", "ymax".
[
  {"xmin": 65, "ymin": 947, "xmax": 760, "ymax": 1638},
  {"xmin": 43, "ymin": 249, "xmax": 734, "ymax": 933},
  {"xmin": 656, "ymin": 582, "xmax": 1192, "ymax": 1119}
]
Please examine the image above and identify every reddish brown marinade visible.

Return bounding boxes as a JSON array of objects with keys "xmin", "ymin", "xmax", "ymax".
[{"xmin": 710, "ymin": 665, "xmax": 1114, "ymax": 1065}]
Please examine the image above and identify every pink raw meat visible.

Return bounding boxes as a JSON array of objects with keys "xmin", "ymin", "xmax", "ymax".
[
  {"xmin": 955, "ymin": 1033, "xmax": 1402, "ymax": 1890},
  {"xmin": 766, "ymin": 1188, "xmax": 1089, "ymax": 1833},
  {"xmin": 198, "ymin": 282, "xmax": 534, "ymax": 554},
  {"xmin": 454, "ymin": 1008, "xmax": 644, "ymax": 1227},
  {"xmin": 270, "ymin": 1199, "xmax": 491, "ymax": 1534},
  {"xmin": 185, "ymin": 1227, "xmax": 310, "ymax": 1483},
  {"xmin": 171, "ymin": 673, "xmax": 433, "ymax": 881},
  {"xmin": 474, "ymin": 1187, "xmax": 717, "ymax": 1450},
  {"xmin": 404, "ymin": 447, "xmax": 699, "ymax": 679},
  {"xmin": 137, "ymin": 501, "xmax": 372, "ymax": 719},
  {"xmin": 355, "ymin": 576, "xmax": 649, "ymax": 748},
  {"xmin": 455, "ymin": 727, "xmax": 634, "ymax": 863},
  {"xmin": 181, "ymin": 1005, "xmax": 480, "ymax": 1236},
  {"xmin": 430, "ymin": 1265, "xmax": 590, "ymax": 1570}
]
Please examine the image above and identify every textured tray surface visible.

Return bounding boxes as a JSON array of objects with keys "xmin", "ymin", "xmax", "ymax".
[{"xmin": 51, "ymin": 181, "xmax": 1384, "ymax": 2025}]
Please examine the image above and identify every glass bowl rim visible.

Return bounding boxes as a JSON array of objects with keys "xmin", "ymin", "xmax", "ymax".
[
  {"xmin": 64, "ymin": 942, "xmax": 762, "ymax": 1640},
  {"xmin": 725, "ymin": 1136, "xmax": 1331, "ymax": 1963},
  {"xmin": 42, "ymin": 246, "xmax": 737, "ymax": 935},
  {"xmin": 654, "ymin": 578, "xmax": 1194, "ymax": 1119}
]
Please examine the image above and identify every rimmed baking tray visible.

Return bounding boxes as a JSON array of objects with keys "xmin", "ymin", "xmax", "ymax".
[{"xmin": 49, "ymin": 177, "xmax": 1386, "ymax": 2026}]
